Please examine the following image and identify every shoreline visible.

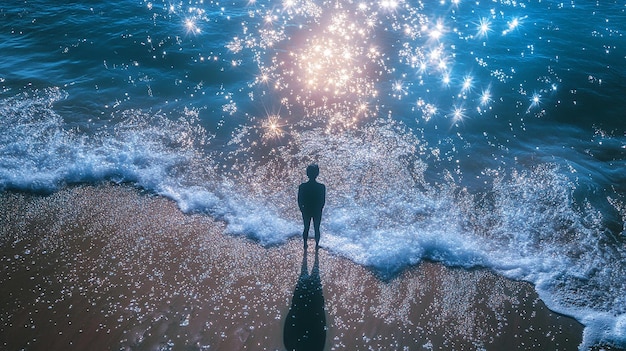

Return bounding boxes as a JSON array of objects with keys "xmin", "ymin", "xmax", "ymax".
[{"xmin": 0, "ymin": 184, "xmax": 590, "ymax": 350}]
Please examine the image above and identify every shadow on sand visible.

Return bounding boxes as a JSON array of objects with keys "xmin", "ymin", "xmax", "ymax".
[{"xmin": 283, "ymin": 249, "xmax": 327, "ymax": 351}]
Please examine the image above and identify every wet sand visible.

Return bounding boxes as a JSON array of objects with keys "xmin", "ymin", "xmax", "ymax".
[{"xmin": 0, "ymin": 185, "xmax": 590, "ymax": 350}]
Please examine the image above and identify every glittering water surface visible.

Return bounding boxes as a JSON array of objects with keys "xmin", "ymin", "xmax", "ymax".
[{"xmin": 0, "ymin": 0, "xmax": 625, "ymax": 349}]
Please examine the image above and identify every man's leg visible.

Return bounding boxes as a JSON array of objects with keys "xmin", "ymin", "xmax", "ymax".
[
  {"xmin": 302, "ymin": 213, "xmax": 312, "ymax": 247},
  {"xmin": 312, "ymin": 212, "xmax": 322, "ymax": 248}
]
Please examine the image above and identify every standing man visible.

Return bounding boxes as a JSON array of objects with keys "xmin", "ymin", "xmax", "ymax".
[{"xmin": 298, "ymin": 164, "xmax": 326, "ymax": 249}]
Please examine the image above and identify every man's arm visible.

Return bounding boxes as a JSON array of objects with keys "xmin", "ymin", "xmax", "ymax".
[{"xmin": 297, "ymin": 184, "xmax": 304, "ymax": 211}]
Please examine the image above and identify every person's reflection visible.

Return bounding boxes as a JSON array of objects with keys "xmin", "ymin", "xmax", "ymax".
[{"xmin": 283, "ymin": 249, "xmax": 326, "ymax": 351}]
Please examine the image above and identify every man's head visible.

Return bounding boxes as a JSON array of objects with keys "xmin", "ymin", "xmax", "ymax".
[{"xmin": 306, "ymin": 164, "xmax": 319, "ymax": 180}]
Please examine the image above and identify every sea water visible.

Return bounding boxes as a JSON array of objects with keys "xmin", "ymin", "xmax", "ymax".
[{"xmin": 0, "ymin": 0, "xmax": 624, "ymax": 349}]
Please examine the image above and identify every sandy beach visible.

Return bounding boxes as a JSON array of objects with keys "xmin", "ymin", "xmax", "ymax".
[{"xmin": 0, "ymin": 185, "xmax": 595, "ymax": 350}]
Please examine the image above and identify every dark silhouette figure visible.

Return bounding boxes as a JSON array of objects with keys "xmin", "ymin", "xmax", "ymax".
[
  {"xmin": 298, "ymin": 164, "xmax": 326, "ymax": 248},
  {"xmin": 283, "ymin": 250, "xmax": 326, "ymax": 351}
]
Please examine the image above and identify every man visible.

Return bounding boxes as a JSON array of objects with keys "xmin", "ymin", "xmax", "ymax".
[{"xmin": 298, "ymin": 164, "xmax": 326, "ymax": 249}]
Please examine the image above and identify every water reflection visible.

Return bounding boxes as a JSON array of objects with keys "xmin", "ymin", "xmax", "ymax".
[{"xmin": 283, "ymin": 249, "xmax": 326, "ymax": 351}]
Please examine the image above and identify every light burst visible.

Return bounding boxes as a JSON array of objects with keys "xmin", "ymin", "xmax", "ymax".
[
  {"xmin": 476, "ymin": 17, "xmax": 492, "ymax": 38},
  {"xmin": 461, "ymin": 75, "xmax": 473, "ymax": 92},
  {"xmin": 442, "ymin": 73, "xmax": 451, "ymax": 86},
  {"xmin": 262, "ymin": 115, "xmax": 285, "ymax": 139},
  {"xmin": 451, "ymin": 106, "xmax": 466, "ymax": 122},
  {"xmin": 428, "ymin": 19, "xmax": 446, "ymax": 41},
  {"xmin": 529, "ymin": 93, "xmax": 541, "ymax": 108},
  {"xmin": 480, "ymin": 88, "xmax": 491, "ymax": 106},
  {"xmin": 184, "ymin": 18, "xmax": 201, "ymax": 34}
]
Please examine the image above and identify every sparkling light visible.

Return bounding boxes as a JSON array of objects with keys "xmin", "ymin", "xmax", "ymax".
[
  {"xmin": 461, "ymin": 75, "xmax": 473, "ymax": 92},
  {"xmin": 451, "ymin": 106, "xmax": 466, "ymax": 122},
  {"xmin": 417, "ymin": 98, "xmax": 439, "ymax": 122},
  {"xmin": 275, "ymin": 9, "xmax": 383, "ymax": 106},
  {"xmin": 429, "ymin": 20, "xmax": 446, "ymax": 40},
  {"xmin": 184, "ymin": 18, "xmax": 200, "ymax": 34},
  {"xmin": 442, "ymin": 73, "xmax": 451, "ymax": 86},
  {"xmin": 480, "ymin": 89, "xmax": 492, "ymax": 106},
  {"xmin": 530, "ymin": 93, "xmax": 541, "ymax": 107},
  {"xmin": 393, "ymin": 81, "xmax": 404, "ymax": 92},
  {"xmin": 502, "ymin": 16, "xmax": 524, "ymax": 35},
  {"xmin": 418, "ymin": 60, "xmax": 427, "ymax": 73},
  {"xmin": 262, "ymin": 115, "xmax": 285, "ymax": 139},
  {"xmin": 380, "ymin": 0, "xmax": 398, "ymax": 10},
  {"xmin": 477, "ymin": 17, "xmax": 492, "ymax": 38}
]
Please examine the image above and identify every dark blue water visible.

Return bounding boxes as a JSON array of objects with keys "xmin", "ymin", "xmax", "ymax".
[{"xmin": 1, "ymin": 0, "xmax": 625, "ymax": 348}]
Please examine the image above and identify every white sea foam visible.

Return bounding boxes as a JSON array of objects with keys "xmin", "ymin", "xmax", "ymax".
[{"xmin": 1, "ymin": 89, "xmax": 625, "ymax": 350}]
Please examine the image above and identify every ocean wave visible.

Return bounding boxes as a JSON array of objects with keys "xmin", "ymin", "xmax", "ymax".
[{"xmin": 1, "ymin": 88, "xmax": 625, "ymax": 349}]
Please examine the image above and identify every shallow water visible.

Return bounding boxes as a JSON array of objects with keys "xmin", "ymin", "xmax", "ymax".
[{"xmin": 1, "ymin": 0, "xmax": 625, "ymax": 348}]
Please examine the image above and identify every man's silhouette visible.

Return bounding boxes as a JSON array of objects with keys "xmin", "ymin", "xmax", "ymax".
[{"xmin": 298, "ymin": 164, "xmax": 326, "ymax": 249}]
